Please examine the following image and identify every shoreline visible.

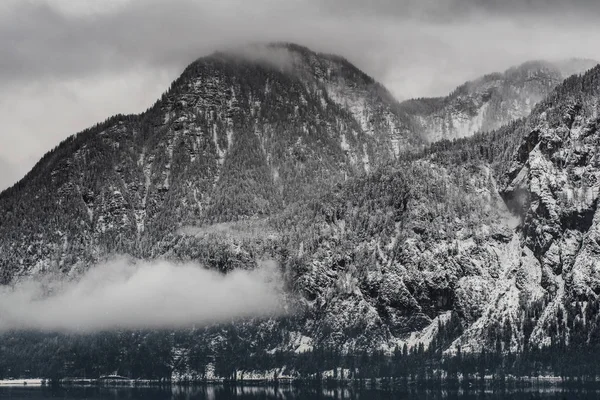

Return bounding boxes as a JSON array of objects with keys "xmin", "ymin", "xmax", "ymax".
[
  {"xmin": 0, "ymin": 379, "xmax": 45, "ymax": 386},
  {"xmin": 2, "ymin": 375, "xmax": 600, "ymax": 390}
]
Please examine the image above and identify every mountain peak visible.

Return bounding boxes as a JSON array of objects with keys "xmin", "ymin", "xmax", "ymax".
[
  {"xmin": 400, "ymin": 58, "xmax": 598, "ymax": 143},
  {"xmin": 0, "ymin": 43, "xmax": 420, "ymax": 283}
]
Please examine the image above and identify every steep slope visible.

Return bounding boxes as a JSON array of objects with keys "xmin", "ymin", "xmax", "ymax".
[
  {"xmin": 272, "ymin": 64, "xmax": 600, "ymax": 355},
  {"xmin": 401, "ymin": 59, "xmax": 597, "ymax": 143},
  {"xmin": 429, "ymin": 65, "xmax": 600, "ymax": 353},
  {"xmin": 0, "ymin": 43, "xmax": 421, "ymax": 284},
  {"xmin": 272, "ymin": 160, "xmax": 512, "ymax": 352}
]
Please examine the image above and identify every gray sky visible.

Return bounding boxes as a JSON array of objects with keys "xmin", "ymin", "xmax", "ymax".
[{"xmin": 1, "ymin": 0, "xmax": 600, "ymax": 191}]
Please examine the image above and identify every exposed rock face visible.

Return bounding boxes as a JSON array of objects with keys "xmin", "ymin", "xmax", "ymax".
[
  {"xmin": 454, "ymin": 65, "xmax": 600, "ymax": 352},
  {"xmin": 287, "ymin": 64, "xmax": 600, "ymax": 354},
  {"xmin": 287, "ymin": 161, "xmax": 514, "ymax": 351},
  {"xmin": 400, "ymin": 59, "xmax": 597, "ymax": 143},
  {"xmin": 501, "ymin": 73, "xmax": 600, "ymax": 294}
]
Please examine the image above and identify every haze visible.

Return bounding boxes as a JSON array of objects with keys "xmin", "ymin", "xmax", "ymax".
[
  {"xmin": 0, "ymin": 258, "xmax": 285, "ymax": 332},
  {"xmin": 2, "ymin": 0, "xmax": 600, "ymax": 190}
]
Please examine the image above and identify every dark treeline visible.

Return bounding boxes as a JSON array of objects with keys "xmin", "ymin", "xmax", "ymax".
[
  {"xmin": 3, "ymin": 309, "xmax": 600, "ymax": 384},
  {"xmin": 3, "ymin": 335, "xmax": 600, "ymax": 384}
]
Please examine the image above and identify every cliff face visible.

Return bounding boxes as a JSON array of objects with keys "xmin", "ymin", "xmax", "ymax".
[
  {"xmin": 452, "ymin": 66, "xmax": 600, "ymax": 353},
  {"xmin": 287, "ymin": 65, "xmax": 600, "ymax": 354},
  {"xmin": 400, "ymin": 59, "xmax": 597, "ymax": 143}
]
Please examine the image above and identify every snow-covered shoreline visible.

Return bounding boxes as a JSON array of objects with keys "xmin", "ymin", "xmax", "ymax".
[{"xmin": 0, "ymin": 379, "xmax": 45, "ymax": 386}]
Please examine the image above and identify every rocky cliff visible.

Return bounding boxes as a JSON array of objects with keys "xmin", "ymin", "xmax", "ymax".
[
  {"xmin": 273, "ymin": 63, "xmax": 600, "ymax": 355},
  {"xmin": 400, "ymin": 59, "xmax": 597, "ymax": 143}
]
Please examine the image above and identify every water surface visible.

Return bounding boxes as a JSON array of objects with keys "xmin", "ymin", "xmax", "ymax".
[{"xmin": 0, "ymin": 385, "xmax": 596, "ymax": 400}]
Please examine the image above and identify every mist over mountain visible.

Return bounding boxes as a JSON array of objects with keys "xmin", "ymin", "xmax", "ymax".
[
  {"xmin": 400, "ymin": 58, "xmax": 597, "ymax": 142},
  {"xmin": 2, "ymin": 41, "xmax": 600, "ymax": 382}
]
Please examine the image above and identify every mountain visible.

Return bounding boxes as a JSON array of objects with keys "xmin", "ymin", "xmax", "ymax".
[
  {"xmin": 400, "ymin": 59, "xmax": 597, "ymax": 143},
  {"xmin": 0, "ymin": 43, "xmax": 420, "ymax": 284},
  {"xmin": 2, "ymin": 43, "xmax": 600, "ymax": 380},
  {"xmin": 477, "ymin": 66, "xmax": 600, "ymax": 351},
  {"xmin": 400, "ymin": 65, "xmax": 600, "ymax": 354},
  {"xmin": 279, "ymin": 63, "xmax": 600, "ymax": 357}
]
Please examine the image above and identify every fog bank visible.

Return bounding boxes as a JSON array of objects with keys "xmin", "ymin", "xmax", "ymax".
[{"xmin": 0, "ymin": 258, "xmax": 284, "ymax": 332}]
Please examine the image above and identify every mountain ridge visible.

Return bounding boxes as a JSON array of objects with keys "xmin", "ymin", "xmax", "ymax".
[
  {"xmin": 3, "ymin": 44, "xmax": 600, "ymax": 380},
  {"xmin": 399, "ymin": 58, "xmax": 598, "ymax": 143}
]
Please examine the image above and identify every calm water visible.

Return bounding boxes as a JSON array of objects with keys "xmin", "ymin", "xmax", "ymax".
[{"xmin": 0, "ymin": 386, "xmax": 598, "ymax": 400}]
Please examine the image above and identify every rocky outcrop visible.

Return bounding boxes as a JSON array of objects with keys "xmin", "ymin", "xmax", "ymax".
[
  {"xmin": 401, "ymin": 59, "xmax": 597, "ymax": 143},
  {"xmin": 453, "ymin": 65, "xmax": 600, "ymax": 352},
  {"xmin": 501, "ymin": 72, "xmax": 600, "ymax": 299}
]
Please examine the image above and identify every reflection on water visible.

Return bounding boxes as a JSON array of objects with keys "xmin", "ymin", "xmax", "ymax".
[{"xmin": 0, "ymin": 385, "xmax": 597, "ymax": 400}]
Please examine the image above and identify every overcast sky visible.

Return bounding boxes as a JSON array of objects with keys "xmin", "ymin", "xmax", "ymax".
[{"xmin": 1, "ymin": 0, "xmax": 600, "ymax": 191}]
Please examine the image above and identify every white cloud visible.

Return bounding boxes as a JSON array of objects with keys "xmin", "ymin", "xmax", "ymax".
[{"xmin": 0, "ymin": 258, "xmax": 285, "ymax": 332}]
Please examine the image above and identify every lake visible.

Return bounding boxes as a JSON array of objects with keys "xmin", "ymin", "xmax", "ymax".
[{"xmin": 0, "ymin": 385, "xmax": 598, "ymax": 400}]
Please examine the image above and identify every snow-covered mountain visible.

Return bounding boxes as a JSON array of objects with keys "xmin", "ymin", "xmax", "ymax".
[
  {"xmin": 2, "ymin": 44, "xmax": 600, "ymax": 377},
  {"xmin": 473, "ymin": 67, "xmax": 600, "ymax": 352},
  {"xmin": 284, "ymin": 63, "xmax": 600, "ymax": 355},
  {"xmin": 400, "ymin": 59, "xmax": 597, "ymax": 143},
  {"xmin": 408, "ymin": 64, "xmax": 600, "ymax": 354},
  {"xmin": 0, "ymin": 43, "xmax": 420, "ymax": 284}
]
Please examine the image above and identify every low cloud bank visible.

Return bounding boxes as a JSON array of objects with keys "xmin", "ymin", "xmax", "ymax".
[
  {"xmin": 225, "ymin": 43, "xmax": 297, "ymax": 72},
  {"xmin": 0, "ymin": 259, "xmax": 285, "ymax": 332}
]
